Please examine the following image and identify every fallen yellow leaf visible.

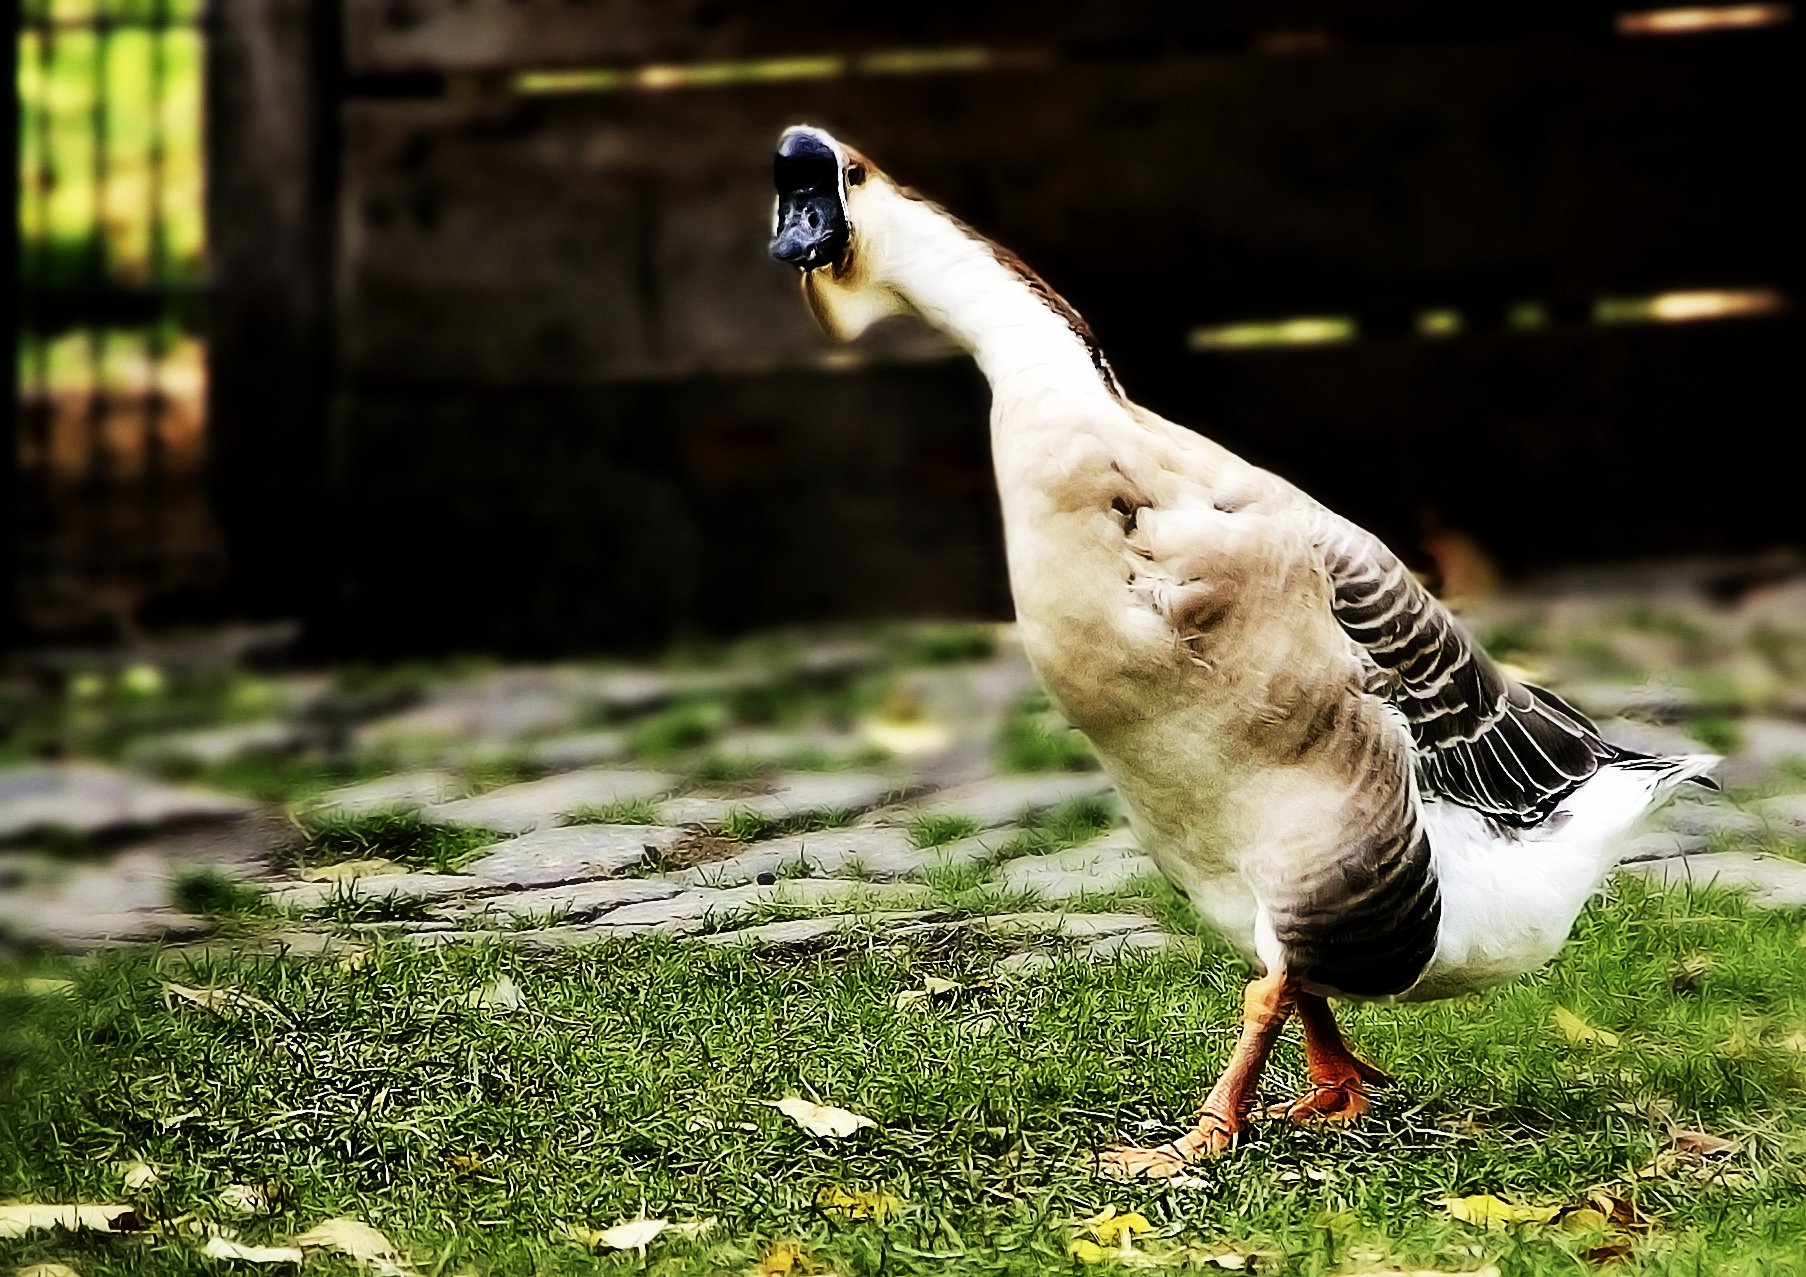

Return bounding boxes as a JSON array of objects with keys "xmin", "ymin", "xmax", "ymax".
[
  {"xmin": 755, "ymin": 1239, "xmax": 817, "ymax": 1275},
  {"xmin": 16, "ymin": 1265, "xmax": 84, "ymax": 1277},
  {"xmin": 1068, "ymin": 1237, "xmax": 1115, "ymax": 1265},
  {"xmin": 292, "ymin": 1217, "xmax": 411, "ymax": 1275},
  {"xmin": 1552, "ymin": 1007, "xmax": 1621, "ymax": 1048},
  {"xmin": 200, "ymin": 1234, "xmax": 307, "ymax": 1264},
  {"xmin": 771, "ymin": 1096, "xmax": 877, "ymax": 1139},
  {"xmin": 1078, "ymin": 1206, "xmax": 1154, "ymax": 1247},
  {"xmin": 1443, "ymin": 1194, "xmax": 1562, "ymax": 1228},
  {"xmin": 815, "ymin": 1185, "xmax": 902, "ymax": 1221},
  {"xmin": 0, "ymin": 1204, "xmax": 144, "ymax": 1239}
]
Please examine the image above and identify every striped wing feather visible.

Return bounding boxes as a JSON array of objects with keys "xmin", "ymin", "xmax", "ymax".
[{"xmin": 1316, "ymin": 517, "xmax": 1619, "ymax": 825}]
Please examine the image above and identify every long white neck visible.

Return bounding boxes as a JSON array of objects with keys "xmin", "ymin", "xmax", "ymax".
[{"xmin": 867, "ymin": 189, "xmax": 1120, "ymax": 412}]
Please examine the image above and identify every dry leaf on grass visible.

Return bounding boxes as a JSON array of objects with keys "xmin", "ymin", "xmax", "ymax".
[
  {"xmin": 1583, "ymin": 1238, "xmax": 1635, "ymax": 1265},
  {"xmin": 1577, "ymin": 1191, "xmax": 1653, "ymax": 1232},
  {"xmin": 1077, "ymin": 1207, "xmax": 1154, "ymax": 1247},
  {"xmin": 463, "ymin": 976, "xmax": 527, "ymax": 1015},
  {"xmin": 815, "ymin": 1186, "xmax": 901, "ymax": 1222},
  {"xmin": 1443, "ymin": 1195, "xmax": 1562, "ymax": 1229},
  {"xmin": 0, "ymin": 1204, "xmax": 145, "ymax": 1238},
  {"xmin": 218, "ymin": 1182, "xmax": 286, "ymax": 1217},
  {"xmin": 562, "ymin": 1216, "xmax": 712, "ymax": 1253},
  {"xmin": 16, "ymin": 1264, "xmax": 85, "ymax": 1277},
  {"xmin": 770, "ymin": 1096, "xmax": 877, "ymax": 1139},
  {"xmin": 163, "ymin": 983, "xmax": 275, "ymax": 1017},
  {"xmin": 1552, "ymin": 1007, "xmax": 1621, "ymax": 1048},
  {"xmin": 754, "ymin": 1240, "xmax": 819, "ymax": 1275},
  {"xmin": 1670, "ymin": 1129, "xmax": 1739, "ymax": 1159},
  {"xmin": 893, "ymin": 977, "xmax": 962, "ymax": 1010},
  {"xmin": 200, "ymin": 1234, "xmax": 306, "ymax": 1264},
  {"xmin": 292, "ymin": 1217, "xmax": 411, "ymax": 1275},
  {"xmin": 300, "ymin": 859, "xmax": 405, "ymax": 883},
  {"xmin": 118, "ymin": 1161, "xmax": 159, "ymax": 1192}
]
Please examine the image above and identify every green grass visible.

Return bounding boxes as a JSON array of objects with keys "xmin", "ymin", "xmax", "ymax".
[
  {"xmin": 997, "ymin": 709, "xmax": 1098, "ymax": 774},
  {"xmin": 1, "ymin": 881, "xmax": 1802, "ymax": 1275},
  {"xmin": 907, "ymin": 813, "xmax": 983, "ymax": 850},
  {"xmin": 717, "ymin": 805, "xmax": 857, "ymax": 844},
  {"xmin": 565, "ymin": 798, "xmax": 665, "ymax": 827},
  {"xmin": 169, "ymin": 867, "xmax": 269, "ymax": 920},
  {"xmin": 284, "ymin": 811, "xmax": 495, "ymax": 874}
]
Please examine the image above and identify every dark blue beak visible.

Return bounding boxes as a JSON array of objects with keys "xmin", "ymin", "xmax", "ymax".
[{"xmin": 771, "ymin": 131, "xmax": 849, "ymax": 271}]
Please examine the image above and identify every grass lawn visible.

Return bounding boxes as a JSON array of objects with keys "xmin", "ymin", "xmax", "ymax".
[{"xmin": 3, "ymin": 880, "xmax": 1803, "ymax": 1275}]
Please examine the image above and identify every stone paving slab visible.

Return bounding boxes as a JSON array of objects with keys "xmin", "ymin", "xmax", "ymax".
[
  {"xmin": 660, "ymin": 772, "xmax": 902, "ymax": 828},
  {"xmin": 438, "ymin": 878, "xmax": 679, "ymax": 923},
  {"xmin": 307, "ymin": 770, "xmax": 464, "ymax": 817},
  {"xmin": 1618, "ymin": 850, "xmax": 1806, "ymax": 908},
  {"xmin": 1617, "ymin": 829, "xmax": 1705, "ymax": 863},
  {"xmin": 703, "ymin": 728, "xmax": 866, "ymax": 766},
  {"xmin": 1658, "ymin": 800, "xmax": 1769, "ymax": 842},
  {"xmin": 993, "ymin": 838, "xmax": 1161, "ymax": 901},
  {"xmin": 463, "ymin": 824, "xmax": 682, "ymax": 887},
  {"xmin": 875, "ymin": 772, "xmax": 1115, "ymax": 829},
  {"xmin": 266, "ymin": 872, "xmax": 491, "ymax": 911},
  {"xmin": 1716, "ymin": 718, "xmax": 1806, "ymax": 789},
  {"xmin": 589, "ymin": 878, "xmax": 936, "ymax": 933},
  {"xmin": 0, "ymin": 908, "xmax": 216, "ymax": 950},
  {"xmin": 676, "ymin": 826, "xmax": 1001, "ymax": 887},
  {"xmin": 126, "ymin": 721, "xmax": 310, "ymax": 768},
  {"xmin": 1751, "ymin": 792, "xmax": 1806, "ymax": 835},
  {"xmin": 1, "ymin": 763, "xmax": 253, "ymax": 842},
  {"xmin": 1597, "ymin": 719, "xmax": 1705, "ymax": 761},
  {"xmin": 522, "ymin": 731, "xmax": 630, "ymax": 771},
  {"xmin": 421, "ymin": 769, "xmax": 679, "ymax": 834}
]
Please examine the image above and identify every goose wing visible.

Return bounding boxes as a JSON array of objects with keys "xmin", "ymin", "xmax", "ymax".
[{"xmin": 1314, "ymin": 514, "xmax": 1619, "ymax": 825}]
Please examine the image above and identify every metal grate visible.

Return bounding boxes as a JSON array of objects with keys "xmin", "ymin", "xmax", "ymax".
[{"xmin": 14, "ymin": 0, "xmax": 220, "ymax": 639}]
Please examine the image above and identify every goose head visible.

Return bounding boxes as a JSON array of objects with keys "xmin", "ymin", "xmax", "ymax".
[{"xmin": 770, "ymin": 124, "xmax": 910, "ymax": 339}]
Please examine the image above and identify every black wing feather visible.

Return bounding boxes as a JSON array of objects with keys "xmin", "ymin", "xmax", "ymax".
[{"xmin": 1317, "ymin": 517, "xmax": 1621, "ymax": 825}]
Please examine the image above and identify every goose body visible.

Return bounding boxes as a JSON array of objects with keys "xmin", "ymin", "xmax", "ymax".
[{"xmin": 768, "ymin": 126, "xmax": 1716, "ymax": 1167}]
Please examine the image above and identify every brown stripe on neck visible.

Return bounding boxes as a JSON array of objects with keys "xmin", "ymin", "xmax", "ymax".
[{"xmin": 898, "ymin": 186, "xmax": 1124, "ymax": 398}]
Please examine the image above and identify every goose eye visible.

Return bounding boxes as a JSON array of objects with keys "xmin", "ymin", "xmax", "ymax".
[{"xmin": 846, "ymin": 161, "xmax": 867, "ymax": 187}]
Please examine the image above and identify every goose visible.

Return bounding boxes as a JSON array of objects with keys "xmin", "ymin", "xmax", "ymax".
[{"xmin": 768, "ymin": 125, "xmax": 1719, "ymax": 1176}]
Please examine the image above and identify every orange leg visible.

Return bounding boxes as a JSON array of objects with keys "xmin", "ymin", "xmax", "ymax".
[
  {"xmin": 1265, "ymin": 992, "xmax": 1389, "ymax": 1125},
  {"xmin": 1097, "ymin": 972, "xmax": 1294, "ymax": 1179}
]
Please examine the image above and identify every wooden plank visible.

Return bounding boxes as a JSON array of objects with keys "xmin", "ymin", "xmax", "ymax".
[
  {"xmin": 340, "ymin": 36, "xmax": 1800, "ymax": 385},
  {"xmin": 207, "ymin": 0, "xmax": 337, "ymax": 618},
  {"xmin": 328, "ymin": 316, "xmax": 1799, "ymax": 652},
  {"xmin": 343, "ymin": 0, "xmax": 1638, "ymax": 75}
]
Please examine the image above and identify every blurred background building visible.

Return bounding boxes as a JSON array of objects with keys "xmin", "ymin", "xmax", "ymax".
[{"xmin": 11, "ymin": 0, "xmax": 1802, "ymax": 656}]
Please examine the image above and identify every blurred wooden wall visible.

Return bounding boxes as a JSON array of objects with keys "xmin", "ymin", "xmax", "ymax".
[{"xmin": 211, "ymin": 1, "xmax": 1803, "ymax": 653}]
